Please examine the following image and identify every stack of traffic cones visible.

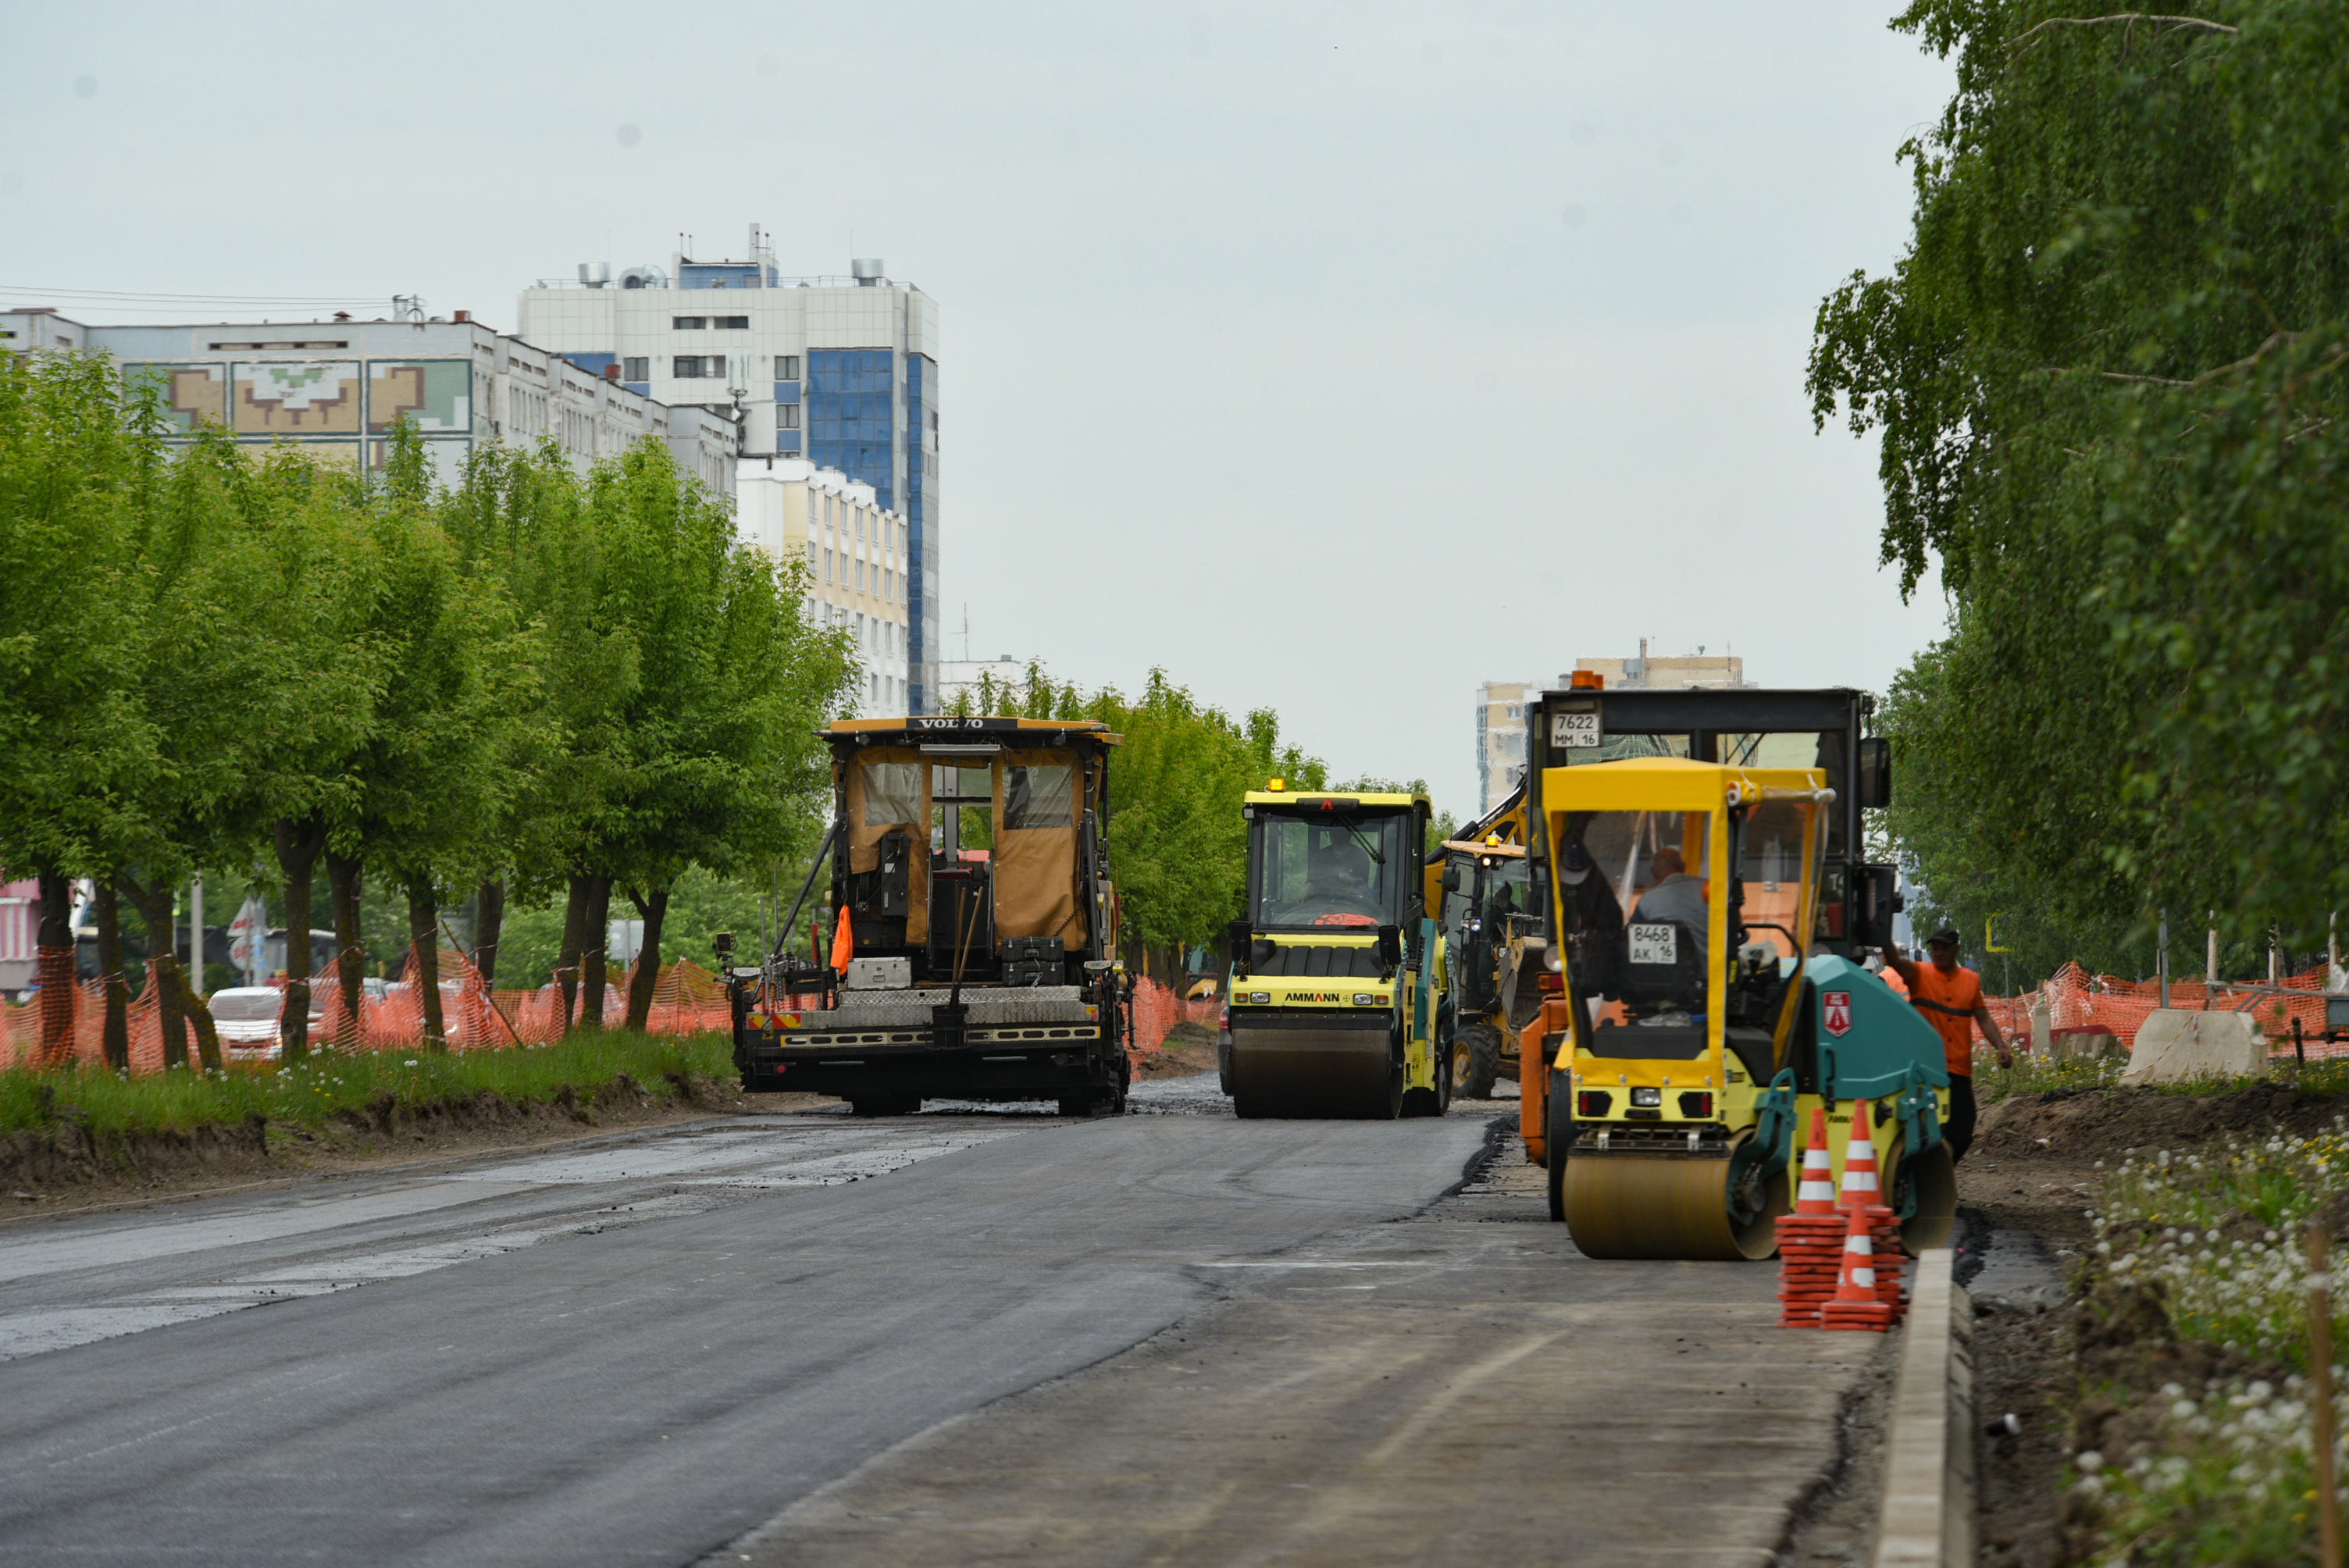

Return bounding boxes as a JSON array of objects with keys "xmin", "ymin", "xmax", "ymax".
[
  {"xmin": 1823, "ymin": 1110, "xmax": 1897, "ymax": 1331},
  {"xmin": 1775, "ymin": 1109, "xmax": 1846, "ymax": 1327}
]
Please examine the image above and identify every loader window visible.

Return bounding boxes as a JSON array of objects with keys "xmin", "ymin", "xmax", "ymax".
[
  {"xmin": 1004, "ymin": 764, "xmax": 1074, "ymax": 829},
  {"xmin": 1718, "ymin": 730, "xmax": 1846, "ymax": 857},
  {"xmin": 1731, "ymin": 796, "xmax": 1818, "ymax": 959},
  {"xmin": 1251, "ymin": 810, "xmax": 1407, "ymax": 929}
]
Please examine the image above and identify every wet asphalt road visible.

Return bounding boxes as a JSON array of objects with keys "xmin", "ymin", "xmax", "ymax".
[{"xmin": 0, "ymin": 1079, "xmax": 1492, "ymax": 1566}]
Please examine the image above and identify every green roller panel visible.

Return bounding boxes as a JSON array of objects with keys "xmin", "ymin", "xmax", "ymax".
[{"xmin": 1804, "ymin": 953, "xmax": 1948, "ymax": 1101}]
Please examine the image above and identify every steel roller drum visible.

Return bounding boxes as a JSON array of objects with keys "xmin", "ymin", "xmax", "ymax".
[
  {"xmin": 1559, "ymin": 1130, "xmax": 1785, "ymax": 1261},
  {"xmin": 1888, "ymin": 1138, "xmax": 1957, "ymax": 1253},
  {"xmin": 1228, "ymin": 1017, "xmax": 1399, "ymax": 1119}
]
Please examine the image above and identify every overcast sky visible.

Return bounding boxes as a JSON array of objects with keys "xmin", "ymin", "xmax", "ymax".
[{"xmin": 5, "ymin": 2, "xmax": 1954, "ymax": 818}]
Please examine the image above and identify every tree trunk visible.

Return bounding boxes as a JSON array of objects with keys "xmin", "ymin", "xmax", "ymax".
[
  {"xmin": 273, "ymin": 818, "xmax": 326, "ymax": 1060},
  {"xmin": 94, "ymin": 879, "xmax": 128, "ymax": 1071},
  {"xmin": 34, "ymin": 873, "xmax": 74, "ymax": 1067},
  {"xmin": 116, "ymin": 874, "xmax": 187, "ymax": 1070},
  {"xmin": 405, "ymin": 877, "xmax": 447, "ymax": 1049},
  {"xmin": 556, "ymin": 875, "xmax": 592, "ymax": 1035},
  {"xmin": 173, "ymin": 964, "xmax": 224, "ymax": 1072},
  {"xmin": 473, "ymin": 877, "xmax": 505, "ymax": 984},
  {"xmin": 326, "ymin": 848, "xmax": 365, "ymax": 1039},
  {"xmin": 582, "ymin": 875, "xmax": 614, "ymax": 1028},
  {"xmin": 623, "ymin": 882, "xmax": 671, "ymax": 1032}
]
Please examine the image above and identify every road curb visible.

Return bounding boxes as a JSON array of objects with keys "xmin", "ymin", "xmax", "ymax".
[{"xmin": 1872, "ymin": 1247, "xmax": 1974, "ymax": 1567}]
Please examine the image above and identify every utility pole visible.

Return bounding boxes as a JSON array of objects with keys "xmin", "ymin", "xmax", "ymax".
[
  {"xmin": 2158, "ymin": 910, "xmax": 2169, "ymax": 1010},
  {"xmin": 2208, "ymin": 911, "xmax": 2219, "ymax": 986},
  {"xmin": 189, "ymin": 875, "xmax": 205, "ymax": 1000}
]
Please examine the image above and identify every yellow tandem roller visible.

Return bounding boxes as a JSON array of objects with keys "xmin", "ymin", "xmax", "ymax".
[
  {"xmin": 1527, "ymin": 755, "xmax": 1957, "ymax": 1262},
  {"xmin": 1221, "ymin": 785, "xmax": 1451, "ymax": 1121}
]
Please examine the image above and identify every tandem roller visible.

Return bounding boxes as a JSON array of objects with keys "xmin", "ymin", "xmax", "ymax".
[
  {"xmin": 1218, "ymin": 784, "xmax": 1452, "ymax": 1121},
  {"xmin": 1524, "ymin": 752, "xmax": 1959, "ymax": 1263}
]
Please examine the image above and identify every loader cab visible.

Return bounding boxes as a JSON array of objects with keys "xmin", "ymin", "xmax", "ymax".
[
  {"xmin": 1440, "ymin": 840, "xmax": 1529, "ymax": 1015},
  {"xmin": 1529, "ymin": 686, "xmax": 1896, "ymax": 957}
]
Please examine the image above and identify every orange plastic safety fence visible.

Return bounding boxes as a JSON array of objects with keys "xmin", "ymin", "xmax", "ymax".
[{"xmin": 1976, "ymin": 960, "xmax": 2340, "ymax": 1062}]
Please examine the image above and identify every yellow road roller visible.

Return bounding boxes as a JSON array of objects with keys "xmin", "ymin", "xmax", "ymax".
[
  {"xmin": 1523, "ymin": 755, "xmax": 1955, "ymax": 1260},
  {"xmin": 1221, "ymin": 785, "xmax": 1448, "ymax": 1119}
]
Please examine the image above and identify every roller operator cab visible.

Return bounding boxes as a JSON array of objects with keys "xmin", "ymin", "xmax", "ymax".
[
  {"xmin": 1525, "ymin": 757, "xmax": 1958, "ymax": 1261},
  {"xmin": 724, "ymin": 717, "xmax": 1131, "ymax": 1118},
  {"xmin": 1221, "ymin": 787, "xmax": 1449, "ymax": 1120}
]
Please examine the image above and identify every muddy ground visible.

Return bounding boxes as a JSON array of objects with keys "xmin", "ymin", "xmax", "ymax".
[{"xmin": 1958, "ymin": 1082, "xmax": 2349, "ymax": 1566}]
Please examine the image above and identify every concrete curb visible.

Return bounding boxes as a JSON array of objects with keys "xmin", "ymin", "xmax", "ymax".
[{"xmin": 1872, "ymin": 1247, "xmax": 1974, "ymax": 1567}]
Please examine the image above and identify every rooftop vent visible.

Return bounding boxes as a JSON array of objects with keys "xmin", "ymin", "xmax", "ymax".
[{"xmin": 851, "ymin": 258, "xmax": 885, "ymax": 286}]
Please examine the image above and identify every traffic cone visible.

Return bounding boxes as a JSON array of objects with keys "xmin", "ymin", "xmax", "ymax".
[
  {"xmin": 1796, "ymin": 1108, "xmax": 1837, "ymax": 1213},
  {"xmin": 1820, "ymin": 1203, "xmax": 1894, "ymax": 1331},
  {"xmin": 1838, "ymin": 1106, "xmax": 1886, "ymax": 1215},
  {"xmin": 1777, "ymin": 1108, "xmax": 1846, "ymax": 1327}
]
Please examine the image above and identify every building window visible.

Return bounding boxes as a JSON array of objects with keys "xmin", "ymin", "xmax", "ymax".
[
  {"xmin": 675, "ymin": 355, "xmax": 731, "ymax": 378},
  {"xmin": 778, "ymin": 404, "xmax": 800, "ymax": 429},
  {"xmin": 716, "ymin": 315, "xmax": 750, "ymax": 330},
  {"xmin": 623, "ymin": 357, "xmax": 648, "ymax": 381},
  {"xmin": 672, "ymin": 316, "xmax": 707, "ymax": 330},
  {"xmin": 775, "ymin": 355, "xmax": 800, "ymax": 380}
]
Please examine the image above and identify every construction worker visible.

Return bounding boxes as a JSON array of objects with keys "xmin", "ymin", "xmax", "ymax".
[{"xmin": 1884, "ymin": 926, "xmax": 2012, "ymax": 1163}]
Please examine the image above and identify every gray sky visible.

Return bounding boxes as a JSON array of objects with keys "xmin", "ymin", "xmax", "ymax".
[{"xmin": 5, "ymin": 2, "xmax": 1953, "ymax": 818}]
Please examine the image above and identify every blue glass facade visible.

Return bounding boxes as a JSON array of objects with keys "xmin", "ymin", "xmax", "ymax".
[
  {"xmin": 679, "ymin": 263, "xmax": 779, "ymax": 289},
  {"xmin": 904, "ymin": 352, "xmax": 934, "ymax": 714},
  {"xmin": 554, "ymin": 350, "xmax": 618, "ymax": 376},
  {"xmin": 807, "ymin": 349, "xmax": 896, "ymax": 511}
]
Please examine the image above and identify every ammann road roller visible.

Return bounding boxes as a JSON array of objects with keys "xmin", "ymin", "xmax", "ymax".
[
  {"xmin": 1522, "ymin": 754, "xmax": 1956, "ymax": 1260},
  {"xmin": 1219, "ymin": 785, "xmax": 1449, "ymax": 1119}
]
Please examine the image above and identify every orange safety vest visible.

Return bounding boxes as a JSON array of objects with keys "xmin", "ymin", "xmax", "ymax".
[{"xmin": 1907, "ymin": 961, "xmax": 1984, "ymax": 1078}]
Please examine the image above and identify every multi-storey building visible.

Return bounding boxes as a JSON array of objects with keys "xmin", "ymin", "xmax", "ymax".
[
  {"xmin": 515, "ymin": 231, "xmax": 941, "ymax": 709},
  {"xmin": 1570, "ymin": 640, "xmax": 1747, "ymax": 692},
  {"xmin": 736, "ymin": 458, "xmax": 912, "ymax": 715},
  {"xmin": 1474, "ymin": 682, "xmax": 1532, "ymax": 818},
  {"xmin": 0, "ymin": 306, "xmax": 738, "ymax": 490}
]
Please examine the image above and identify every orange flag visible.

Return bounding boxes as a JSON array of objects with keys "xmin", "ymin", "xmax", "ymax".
[{"xmin": 830, "ymin": 907, "xmax": 855, "ymax": 972}]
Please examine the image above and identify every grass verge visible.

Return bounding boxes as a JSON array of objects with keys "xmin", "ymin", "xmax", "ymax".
[
  {"xmin": 2065, "ymin": 1121, "xmax": 2349, "ymax": 1564},
  {"xmin": 1976, "ymin": 1050, "xmax": 2349, "ymax": 1106},
  {"xmin": 0, "ymin": 1032, "xmax": 738, "ymax": 1139}
]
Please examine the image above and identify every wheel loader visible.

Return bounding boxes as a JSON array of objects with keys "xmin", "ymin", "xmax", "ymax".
[
  {"xmin": 1219, "ymin": 784, "xmax": 1449, "ymax": 1119},
  {"xmin": 1430, "ymin": 782, "xmax": 1544, "ymax": 1099},
  {"xmin": 722, "ymin": 716, "xmax": 1130, "ymax": 1117},
  {"xmin": 1517, "ymin": 743, "xmax": 1955, "ymax": 1261}
]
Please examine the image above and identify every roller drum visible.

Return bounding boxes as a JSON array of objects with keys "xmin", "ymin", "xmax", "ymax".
[
  {"xmin": 1559, "ymin": 1131, "xmax": 1784, "ymax": 1261},
  {"xmin": 1228, "ymin": 1018, "xmax": 1400, "ymax": 1119}
]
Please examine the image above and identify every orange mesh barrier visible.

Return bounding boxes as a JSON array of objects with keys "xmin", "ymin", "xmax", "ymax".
[{"xmin": 1975, "ymin": 961, "xmax": 2339, "ymax": 1061}]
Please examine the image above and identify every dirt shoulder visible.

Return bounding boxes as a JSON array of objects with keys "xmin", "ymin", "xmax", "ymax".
[{"xmin": 1, "ymin": 1076, "xmax": 836, "ymax": 1224}]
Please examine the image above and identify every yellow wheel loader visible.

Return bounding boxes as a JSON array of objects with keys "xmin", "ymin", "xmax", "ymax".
[
  {"xmin": 1520, "ymin": 754, "xmax": 1955, "ymax": 1260},
  {"xmin": 1431, "ymin": 782, "xmax": 1543, "ymax": 1099},
  {"xmin": 1220, "ymin": 786, "xmax": 1449, "ymax": 1119}
]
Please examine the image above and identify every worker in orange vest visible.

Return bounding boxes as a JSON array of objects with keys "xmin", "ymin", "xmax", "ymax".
[{"xmin": 1884, "ymin": 926, "xmax": 2012, "ymax": 1163}]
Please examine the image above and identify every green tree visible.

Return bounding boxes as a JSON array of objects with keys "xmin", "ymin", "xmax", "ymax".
[{"xmin": 1809, "ymin": 1, "xmax": 2349, "ymax": 968}]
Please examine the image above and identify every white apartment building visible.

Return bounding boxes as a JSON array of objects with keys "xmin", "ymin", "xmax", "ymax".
[
  {"xmin": 0, "ymin": 306, "xmax": 737, "ymax": 490},
  {"xmin": 515, "ymin": 230, "xmax": 942, "ymax": 709},
  {"xmin": 1570, "ymin": 640, "xmax": 1748, "ymax": 691},
  {"xmin": 1474, "ymin": 681, "xmax": 1532, "ymax": 818},
  {"xmin": 736, "ymin": 458, "xmax": 911, "ymax": 715}
]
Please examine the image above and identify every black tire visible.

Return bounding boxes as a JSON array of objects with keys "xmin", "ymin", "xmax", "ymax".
[
  {"xmin": 1401, "ymin": 1087, "xmax": 1442, "ymax": 1117},
  {"xmin": 1452, "ymin": 1021, "xmax": 1503, "ymax": 1099},
  {"xmin": 1545, "ymin": 1078, "xmax": 1570, "ymax": 1223}
]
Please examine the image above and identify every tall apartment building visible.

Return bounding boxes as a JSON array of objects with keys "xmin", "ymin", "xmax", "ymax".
[
  {"xmin": 735, "ymin": 458, "xmax": 912, "ymax": 715},
  {"xmin": 1570, "ymin": 640, "xmax": 1747, "ymax": 692},
  {"xmin": 0, "ymin": 306, "xmax": 738, "ymax": 489},
  {"xmin": 1474, "ymin": 682, "xmax": 1532, "ymax": 818},
  {"xmin": 516, "ymin": 230, "xmax": 941, "ymax": 709}
]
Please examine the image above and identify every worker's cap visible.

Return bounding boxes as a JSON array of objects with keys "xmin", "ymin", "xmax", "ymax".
[
  {"xmin": 1559, "ymin": 843, "xmax": 1593, "ymax": 885},
  {"xmin": 1928, "ymin": 926, "xmax": 1962, "ymax": 946}
]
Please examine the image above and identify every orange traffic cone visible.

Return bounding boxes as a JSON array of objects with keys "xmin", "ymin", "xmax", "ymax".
[
  {"xmin": 1820, "ymin": 1203, "xmax": 1894, "ymax": 1331},
  {"xmin": 1777, "ymin": 1108, "xmax": 1845, "ymax": 1327},
  {"xmin": 1838, "ymin": 1106, "xmax": 1885, "ymax": 1214}
]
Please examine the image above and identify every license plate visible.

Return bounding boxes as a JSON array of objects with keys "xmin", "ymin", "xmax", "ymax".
[
  {"xmin": 1627, "ymin": 923, "xmax": 1677, "ymax": 965},
  {"xmin": 1553, "ymin": 711, "xmax": 1602, "ymax": 748}
]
